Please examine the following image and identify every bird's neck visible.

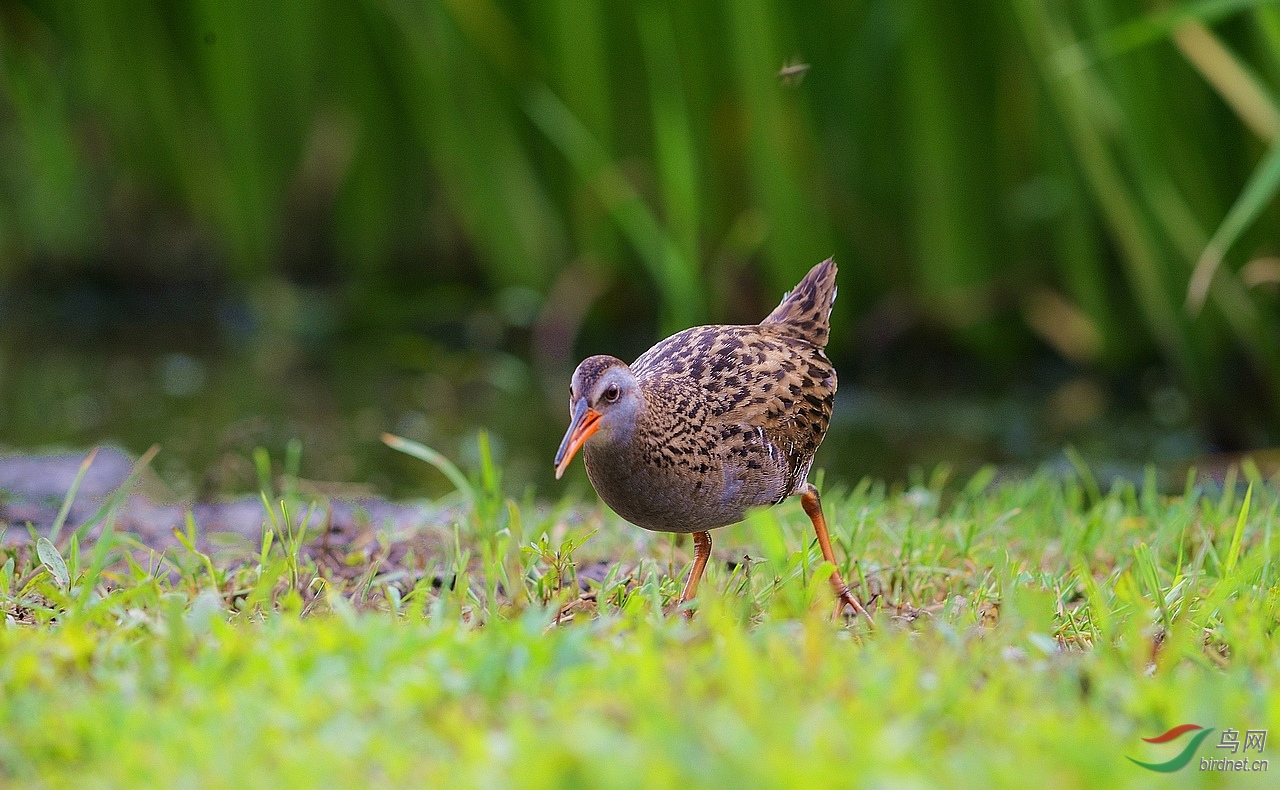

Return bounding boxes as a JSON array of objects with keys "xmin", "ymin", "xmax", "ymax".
[{"xmin": 584, "ymin": 394, "xmax": 650, "ymax": 474}]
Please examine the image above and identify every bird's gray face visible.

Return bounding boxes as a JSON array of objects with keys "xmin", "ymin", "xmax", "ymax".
[{"xmin": 554, "ymin": 356, "xmax": 642, "ymax": 479}]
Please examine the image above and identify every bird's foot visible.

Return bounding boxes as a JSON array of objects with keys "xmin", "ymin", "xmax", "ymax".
[
  {"xmin": 832, "ymin": 581, "xmax": 874, "ymax": 627},
  {"xmin": 661, "ymin": 598, "xmax": 697, "ymax": 620}
]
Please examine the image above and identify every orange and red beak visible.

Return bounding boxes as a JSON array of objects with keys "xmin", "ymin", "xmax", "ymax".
[{"xmin": 554, "ymin": 399, "xmax": 601, "ymax": 479}]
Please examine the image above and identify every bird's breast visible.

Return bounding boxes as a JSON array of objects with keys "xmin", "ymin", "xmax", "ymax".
[{"xmin": 582, "ymin": 424, "xmax": 788, "ymax": 533}]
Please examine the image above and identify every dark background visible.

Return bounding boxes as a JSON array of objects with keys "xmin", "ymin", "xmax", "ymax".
[{"xmin": 2, "ymin": 0, "xmax": 1279, "ymax": 497}]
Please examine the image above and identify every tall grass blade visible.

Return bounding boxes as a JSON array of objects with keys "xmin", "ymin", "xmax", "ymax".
[
  {"xmin": 66, "ymin": 445, "xmax": 160, "ymax": 547},
  {"xmin": 1226, "ymin": 481, "xmax": 1252, "ymax": 573},
  {"xmin": 382, "ymin": 433, "xmax": 475, "ymax": 502},
  {"xmin": 1187, "ymin": 140, "xmax": 1280, "ymax": 311},
  {"xmin": 1015, "ymin": 0, "xmax": 1199, "ymax": 386},
  {"xmin": 524, "ymin": 84, "xmax": 702, "ymax": 330},
  {"xmin": 1172, "ymin": 21, "xmax": 1280, "ymax": 141},
  {"xmin": 638, "ymin": 5, "xmax": 701, "ymax": 289},
  {"xmin": 48, "ymin": 447, "xmax": 98, "ymax": 545},
  {"xmin": 1060, "ymin": 0, "xmax": 1277, "ymax": 69}
]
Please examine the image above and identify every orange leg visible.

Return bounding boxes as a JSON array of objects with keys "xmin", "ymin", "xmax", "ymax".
[
  {"xmin": 801, "ymin": 484, "xmax": 873, "ymax": 626},
  {"xmin": 677, "ymin": 531, "xmax": 713, "ymax": 617}
]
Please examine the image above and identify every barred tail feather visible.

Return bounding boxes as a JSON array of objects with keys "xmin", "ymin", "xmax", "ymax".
[{"xmin": 761, "ymin": 258, "xmax": 837, "ymax": 347}]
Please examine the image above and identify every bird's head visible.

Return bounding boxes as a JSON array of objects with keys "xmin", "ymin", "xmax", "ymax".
[{"xmin": 554, "ymin": 355, "xmax": 643, "ymax": 479}]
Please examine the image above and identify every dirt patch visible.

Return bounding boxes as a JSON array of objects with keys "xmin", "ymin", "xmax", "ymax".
[{"xmin": 0, "ymin": 446, "xmax": 456, "ymax": 553}]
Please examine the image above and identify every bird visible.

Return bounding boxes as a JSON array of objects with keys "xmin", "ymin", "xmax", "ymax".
[{"xmin": 553, "ymin": 258, "xmax": 871, "ymax": 622}]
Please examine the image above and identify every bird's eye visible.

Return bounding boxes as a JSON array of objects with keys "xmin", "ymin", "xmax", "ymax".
[{"xmin": 603, "ymin": 383, "xmax": 620, "ymax": 403}]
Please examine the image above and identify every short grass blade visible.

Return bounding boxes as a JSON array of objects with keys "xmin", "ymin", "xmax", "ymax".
[{"xmin": 36, "ymin": 537, "xmax": 70, "ymax": 589}]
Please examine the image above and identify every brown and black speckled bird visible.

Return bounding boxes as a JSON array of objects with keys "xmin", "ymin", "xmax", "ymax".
[{"xmin": 554, "ymin": 259, "xmax": 870, "ymax": 621}]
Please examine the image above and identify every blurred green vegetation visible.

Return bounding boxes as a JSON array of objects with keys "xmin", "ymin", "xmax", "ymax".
[{"xmin": 3, "ymin": 0, "xmax": 1280, "ymax": 442}]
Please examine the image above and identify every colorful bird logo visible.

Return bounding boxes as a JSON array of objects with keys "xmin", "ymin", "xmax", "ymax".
[{"xmin": 1128, "ymin": 724, "xmax": 1215, "ymax": 772}]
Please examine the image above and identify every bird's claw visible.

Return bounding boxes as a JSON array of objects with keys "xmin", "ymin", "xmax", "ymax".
[{"xmin": 832, "ymin": 582, "xmax": 874, "ymax": 627}]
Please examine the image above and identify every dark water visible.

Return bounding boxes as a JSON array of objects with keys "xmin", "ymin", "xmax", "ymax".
[{"xmin": 0, "ymin": 281, "xmax": 1220, "ymax": 500}]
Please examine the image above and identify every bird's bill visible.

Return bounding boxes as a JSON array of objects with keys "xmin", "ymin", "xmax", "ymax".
[{"xmin": 554, "ymin": 400, "xmax": 602, "ymax": 479}]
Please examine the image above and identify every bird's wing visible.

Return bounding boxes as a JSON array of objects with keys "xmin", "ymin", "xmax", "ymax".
[
  {"xmin": 720, "ymin": 332, "xmax": 835, "ymax": 500},
  {"xmin": 634, "ymin": 325, "xmax": 835, "ymax": 502}
]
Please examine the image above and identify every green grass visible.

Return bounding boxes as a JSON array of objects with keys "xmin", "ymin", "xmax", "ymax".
[{"xmin": 0, "ymin": 448, "xmax": 1278, "ymax": 787}]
